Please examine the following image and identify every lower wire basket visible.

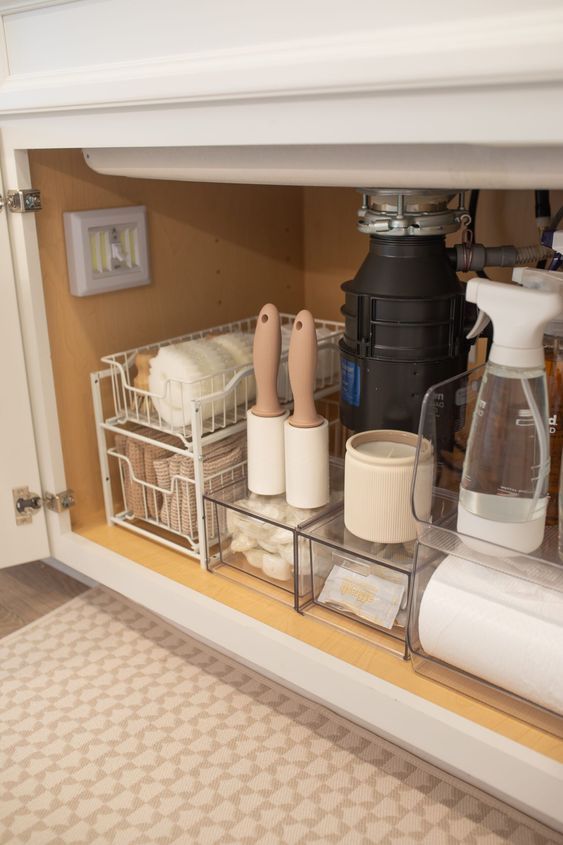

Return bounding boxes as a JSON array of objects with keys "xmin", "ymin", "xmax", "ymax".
[{"xmin": 106, "ymin": 424, "xmax": 247, "ymax": 556}]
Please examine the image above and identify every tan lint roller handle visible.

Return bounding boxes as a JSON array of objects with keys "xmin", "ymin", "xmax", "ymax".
[
  {"xmin": 253, "ymin": 303, "xmax": 284, "ymax": 418},
  {"xmin": 288, "ymin": 309, "xmax": 323, "ymax": 428}
]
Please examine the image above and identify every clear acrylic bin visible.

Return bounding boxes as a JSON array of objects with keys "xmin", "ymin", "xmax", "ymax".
[
  {"xmin": 410, "ymin": 367, "xmax": 563, "ymax": 735},
  {"xmin": 298, "ymin": 508, "xmax": 412, "ymax": 658},
  {"xmin": 204, "ymin": 461, "xmax": 344, "ymax": 607},
  {"xmin": 412, "ymin": 364, "xmax": 485, "ymax": 540}
]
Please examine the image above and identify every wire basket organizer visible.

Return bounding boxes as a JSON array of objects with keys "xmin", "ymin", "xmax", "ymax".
[
  {"xmin": 101, "ymin": 315, "xmax": 343, "ymax": 445},
  {"xmin": 92, "ymin": 315, "xmax": 343, "ymax": 564},
  {"xmin": 104, "ymin": 424, "xmax": 247, "ymax": 554},
  {"xmin": 409, "ymin": 366, "xmax": 563, "ymax": 735}
]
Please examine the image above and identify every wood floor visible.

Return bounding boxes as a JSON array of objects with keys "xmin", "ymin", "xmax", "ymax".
[{"xmin": 0, "ymin": 561, "xmax": 88, "ymax": 638}]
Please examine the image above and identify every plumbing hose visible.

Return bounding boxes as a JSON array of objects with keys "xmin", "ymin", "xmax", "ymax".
[
  {"xmin": 452, "ymin": 243, "xmax": 555, "ymax": 272},
  {"xmin": 513, "ymin": 245, "xmax": 555, "ymax": 266}
]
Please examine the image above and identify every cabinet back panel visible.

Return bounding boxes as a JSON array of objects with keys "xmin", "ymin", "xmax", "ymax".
[{"xmin": 29, "ymin": 149, "xmax": 304, "ymax": 529}]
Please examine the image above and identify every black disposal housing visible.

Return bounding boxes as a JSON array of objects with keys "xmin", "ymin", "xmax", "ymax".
[{"xmin": 340, "ymin": 235, "xmax": 469, "ymax": 433}]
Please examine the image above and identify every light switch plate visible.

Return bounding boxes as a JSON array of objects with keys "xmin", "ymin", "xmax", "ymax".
[{"xmin": 63, "ymin": 205, "xmax": 150, "ymax": 297}]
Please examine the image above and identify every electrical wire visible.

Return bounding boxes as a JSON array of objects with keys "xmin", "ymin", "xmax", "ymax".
[
  {"xmin": 468, "ymin": 190, "xmax": 488, "ymax": 278},
  {"xmin": 535, "ymin": 190, "xmax": 551, "ymax": 268},
  {"xmin": 537, "ymin": 198, "xmax": 563, "ymax": 270},
  {"xmin": 535, "ymin": 190, "xmax": 551, "ymax": 223}
]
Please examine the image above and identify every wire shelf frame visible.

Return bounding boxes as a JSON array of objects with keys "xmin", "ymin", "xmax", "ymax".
[{"xmin": 102, "ymin": 314, "xmax": 343, "ymax": 446}]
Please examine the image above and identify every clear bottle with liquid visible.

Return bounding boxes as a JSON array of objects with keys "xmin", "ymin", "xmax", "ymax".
[
  {"xmin": 459, "ymin": 361, "xmax": 549, "ymax": 546},
  {"xmin": 458, "ymin": 272, "xmax": 563, "ymax": 554}
]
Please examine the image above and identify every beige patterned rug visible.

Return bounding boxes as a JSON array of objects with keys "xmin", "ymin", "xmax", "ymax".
[{"xmin": 0, "ymin": 588, "xmax": 561, "ymax": 845}]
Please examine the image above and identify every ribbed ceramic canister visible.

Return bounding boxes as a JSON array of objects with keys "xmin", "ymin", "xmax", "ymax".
[{"xmin": 344, "ymin": 430, "xmax": 433, "ymax": 544}]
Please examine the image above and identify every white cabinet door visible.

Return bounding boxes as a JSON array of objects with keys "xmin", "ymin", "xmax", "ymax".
[{"xmin": 0, "ymin": 174, "xmax": 49, "ymax": 567}]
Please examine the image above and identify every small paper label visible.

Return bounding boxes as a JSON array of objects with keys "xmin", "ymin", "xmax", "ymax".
[
  {"xmin": 318, "ymin": 561, "xmax": 406, "ymax": 629},
  {"xmin": 340, "ymin": 358, "xmax": 361, "ymax": 408}
]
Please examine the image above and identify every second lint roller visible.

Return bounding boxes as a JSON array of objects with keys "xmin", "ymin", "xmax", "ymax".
[{"xmin": 285, "ymin": 309, "xmax": 330, "ymax": 509}]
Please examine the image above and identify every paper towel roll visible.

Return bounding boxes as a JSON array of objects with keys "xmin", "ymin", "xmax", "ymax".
[{"xmin": 419, "ymin": 554, "xmax": 563, "ymax": 716}]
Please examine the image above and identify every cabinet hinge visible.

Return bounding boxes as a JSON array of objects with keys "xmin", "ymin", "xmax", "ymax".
[
  {"xmin": 44, "ymin": 489, "xmax": 75, "ymax": 514},
  {"xmin": 13, "ymin": 486, "xmax": 74, "ymax": 525},
  {"xmin": 0, "ymin": 189, "xmax": 42, "ymax": 213}
]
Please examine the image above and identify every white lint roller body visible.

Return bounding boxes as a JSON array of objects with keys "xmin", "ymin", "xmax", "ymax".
[{"xmin": 247, "ymin": 304, "xmax": 288, "ymax": 495}]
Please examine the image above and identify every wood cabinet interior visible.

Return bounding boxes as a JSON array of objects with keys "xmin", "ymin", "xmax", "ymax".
[
  {"xmin": 31, "ymin": 148, "xmax": 563, "ymax": 531},
  {"xmin": 30, "ymin": 149, "xmax": 563, "ymax": 759}
]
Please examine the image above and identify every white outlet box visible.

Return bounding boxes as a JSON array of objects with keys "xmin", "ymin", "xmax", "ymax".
[{"xmin": 64, "ymin": 205, "xmax": 150, "ymax": 297}]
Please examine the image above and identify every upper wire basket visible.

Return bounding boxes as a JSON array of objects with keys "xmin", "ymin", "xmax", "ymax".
[{"xmin": 102, "ymin": 314, "xmax": 343, "ymax": 445}]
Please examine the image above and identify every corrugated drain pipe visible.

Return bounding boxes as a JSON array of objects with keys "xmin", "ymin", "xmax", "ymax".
[{"xmin": 449, "ymin": 243, "xmax": 555, "ymax": 273}]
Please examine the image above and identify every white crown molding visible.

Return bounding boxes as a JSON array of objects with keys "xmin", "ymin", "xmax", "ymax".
[{"xmin": 0, "ymin": 7, "xmax": 562, "ymax": 114}]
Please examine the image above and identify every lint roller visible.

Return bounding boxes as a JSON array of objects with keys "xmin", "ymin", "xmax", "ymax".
[
  {"xmin": 284, "ymin": 310, "xmax": 330, "ymax": 509},
  {"xmin": 247, "ymin": 303, "xmax": 289, "ymax": 495}
]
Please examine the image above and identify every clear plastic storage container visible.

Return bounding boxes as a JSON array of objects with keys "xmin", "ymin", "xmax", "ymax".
[
  {"xmin": 410, "ymin": 367, "xmax": 563, "ymax": 736},
  {"xmin": 298, "ymin": 507, "xmax": 413, "ymax": 658},
  {"xmin": 204, "ymin": 461, "xmax": 345, "ymax": 607}
]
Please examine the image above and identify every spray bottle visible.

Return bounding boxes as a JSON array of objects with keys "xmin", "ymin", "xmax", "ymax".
[{"xmin": 458, "ymin": 271, "xmax": 563, "ymax": 554}]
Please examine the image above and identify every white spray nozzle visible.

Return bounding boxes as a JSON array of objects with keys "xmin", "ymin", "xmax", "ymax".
[
  {"xmin": 512, "ymin": 267, "xmax": 563, "ymax": 293},
  {"xmin": 465, "ymin": 277, "xmax": 563, "ymax": 368}
]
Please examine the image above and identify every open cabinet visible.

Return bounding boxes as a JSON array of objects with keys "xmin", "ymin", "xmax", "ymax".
[
  {"xmin": 1, "ymin": 0, "xmax": 563, "ymax": 831},
  {"xmin": 3, "ymin": 143, "xmax": 562, "ymax": 831}
]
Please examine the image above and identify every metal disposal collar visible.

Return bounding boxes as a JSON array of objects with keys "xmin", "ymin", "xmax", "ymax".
[{"xmin": 357, "ymin": 188, "xmax": 470, "ymax": 237}]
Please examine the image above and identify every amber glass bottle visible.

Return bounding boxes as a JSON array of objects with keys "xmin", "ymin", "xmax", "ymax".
[{"xmin": 545, "ymin": 322, "xmax": 563, "ymax": 525}]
